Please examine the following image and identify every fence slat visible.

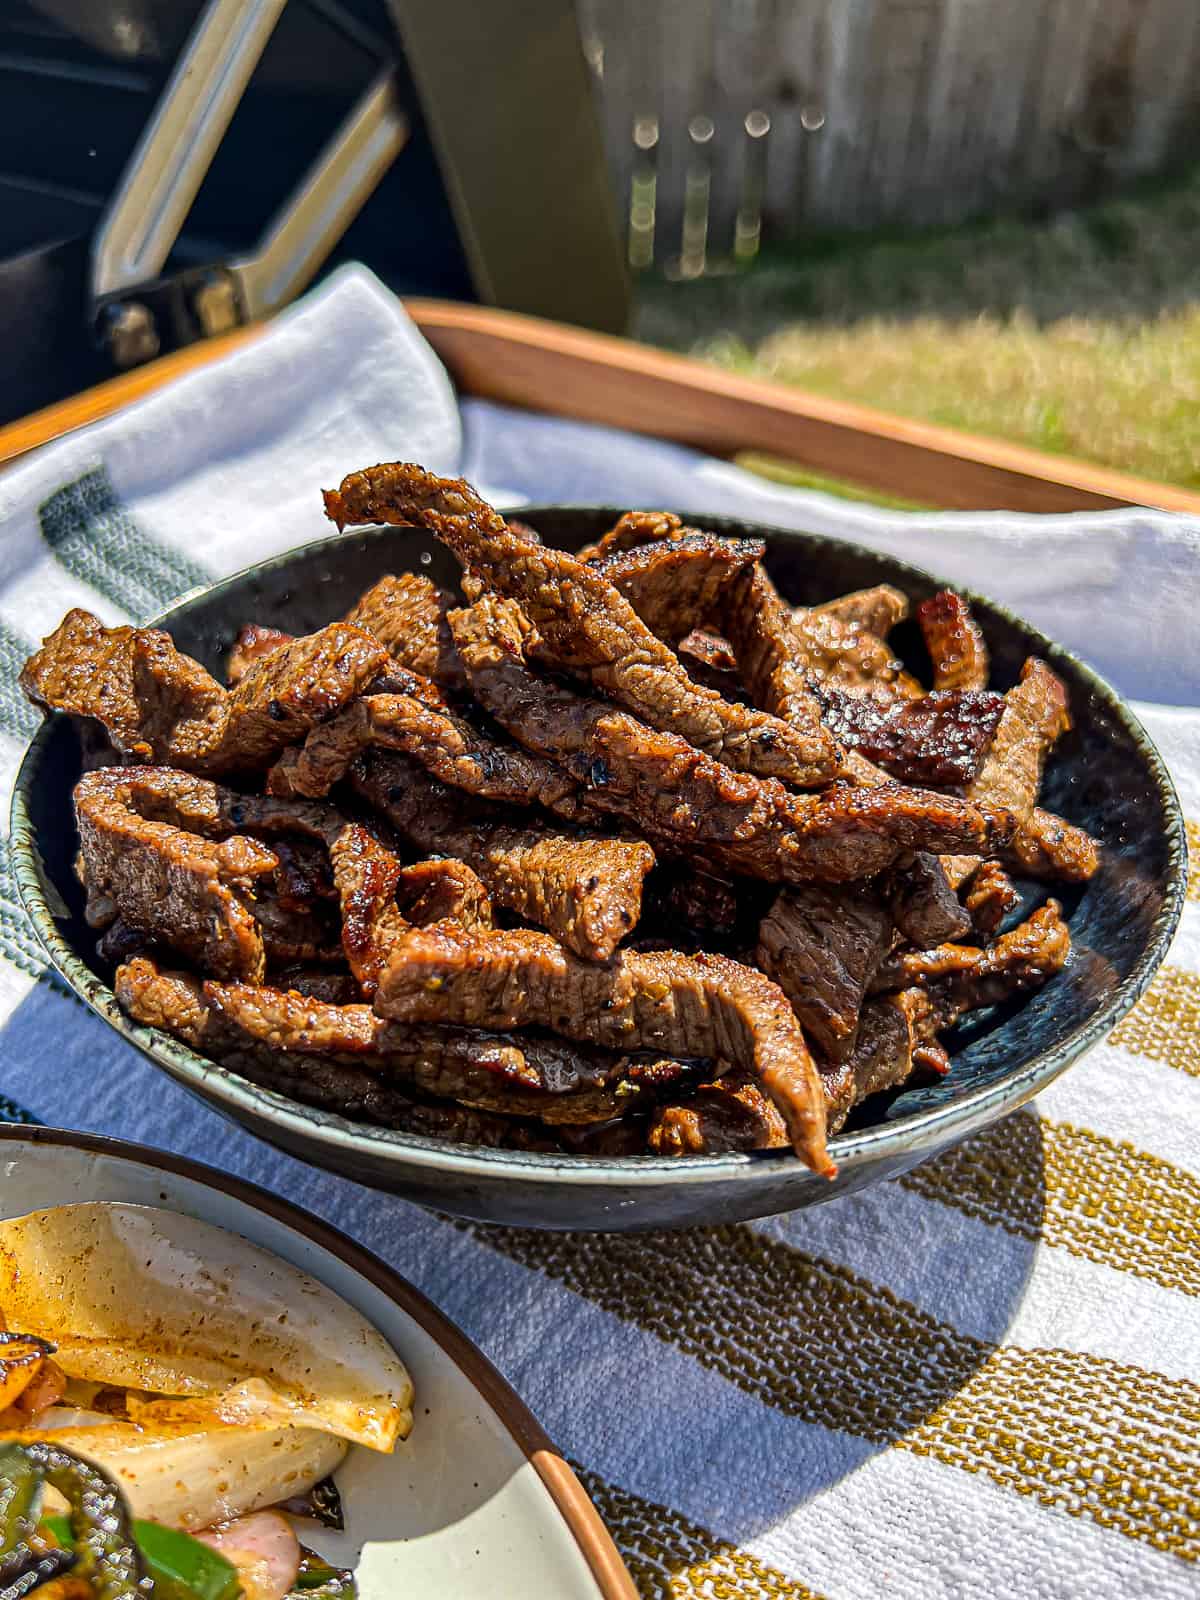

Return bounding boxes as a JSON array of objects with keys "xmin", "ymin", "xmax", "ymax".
[{"xmin": 578, "ymin": 0, "xmax": 1200, "ymax": 254}]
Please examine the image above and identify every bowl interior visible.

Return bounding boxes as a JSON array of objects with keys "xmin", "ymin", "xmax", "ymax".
[{"xmin": 11, "ymin": 510, "xmax": 1186, "ymax": 1211}]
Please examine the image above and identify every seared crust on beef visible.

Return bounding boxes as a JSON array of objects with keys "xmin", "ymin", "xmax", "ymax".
[
  {"xmin": 21, "ymin": 609, "xmax": 227, "ymax": 764},
  {"xmin": 449, "ymin": 596, "xmax": 1005, "ymax": 883},
  {"xmin": 592, "ymin": 532, "xmax": 766, "ymax": 641},
  {"xmin": 648, "ymin": 1074, "xmax": 788, "ymax": 1155},
  {"xmin": 917, "ymin": 591, "xmax": 989, "ymax": 691},
  {"xmin": 887, "ymin": 852, "xmax": 972, "ymax": 947},
  {"xmin": 962, "ymin": 861, "xmax": 1021, "ymax": 938},
  {"xmin": 756, "ymin": 884, "xmax": 892, "ymax": 1062},
  {"xmin": 75, "ymin": 768, "xmax": 277, "ymax": 980},
  {"xmin": 324, "ymin": 464, "xmax": 841, "ymax": 786},
  {"xmin": 871, "ymin": 900, "xmax": 1071, "ymax": 1009},
  {"xmin": 396, "ymin": 857, "xmax": 493, "ymax": 931},
  {"xmin": 226, "ymin": 624, "xmax": 293, "ymax": 685},
  {"xmin": 718, "ymin": 565, "xmax": 842, "ymax": 770},
  {"xmin": 818, "ymin": 688, "xmax": 1006, "ymax": 787},
  {"xmin": 813, "ymin": 586, "xmax": 908, "ymax": 636},
  {"xmin": 354, "ymin": 751, "xmax": 654, "ymax": 961},
  {"xmin": 822, "ymin": 989, "xmax": 939, "ymax": 1135},
  {"xmin": 343, "ymin": 573, "xmax": 468, "ymax": 694},
  {"xmin": 117, "ymin": 957, "xmax": 702, "ymax": 1126},
  {"xmin": 373, "ymin": 921, "xmax": 833, "ymax": 1174},
  {"xmin": 578, "ymin": 510, "xmax": 686, "ymax": 563},
  {"xmin": 1007, "ymin": 807, "xmax": 1101, "ymax": 883},
  {"xmin": 267, "ymin": 690, "xmax": 587, "ymax": 818},
  {"xmin": 21, "ymin": 611, "xmax": 387, "ymax": 775},
  {"xmin": 790, "ymin": 604, "xmax": 922, "ymax": 699},
  {"xmin": 209, "ymin": 623, "xmax": 388, "ymax": 771}
]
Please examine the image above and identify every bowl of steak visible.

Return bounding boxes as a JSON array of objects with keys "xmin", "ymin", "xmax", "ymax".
[{"xmin": 9, "ymin": 482, "xmax": 1186, "ymax": 1230}]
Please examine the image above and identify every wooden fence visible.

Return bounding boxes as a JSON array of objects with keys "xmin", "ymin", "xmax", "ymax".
[{"xmin": 576, "ymin": 0, "xmax": 1200, "ymax": 272}]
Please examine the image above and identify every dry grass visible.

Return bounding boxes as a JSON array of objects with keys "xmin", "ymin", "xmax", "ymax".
[
  {"xmin": 729, "ymin": 309, "xmax": 1200, "ymax": 488},
  {"xmin": 636, "ymin": 166, "xmax": 1200, "ymax": 490}
]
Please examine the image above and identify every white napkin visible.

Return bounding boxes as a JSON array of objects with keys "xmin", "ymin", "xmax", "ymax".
[{"xmin": 0, "ymin": 265, "xmax": 1196, "ymax": 1599}]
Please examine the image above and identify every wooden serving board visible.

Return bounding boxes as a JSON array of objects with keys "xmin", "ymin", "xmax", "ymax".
[{"xmin": 2, "ymin": 297, "xmax": 1197, "ymax": 516}]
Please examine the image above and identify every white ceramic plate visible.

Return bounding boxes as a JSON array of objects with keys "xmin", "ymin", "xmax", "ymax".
[{"xmin": 0, "ymin": 1126, "xmax": 636, "ymax": 1600}]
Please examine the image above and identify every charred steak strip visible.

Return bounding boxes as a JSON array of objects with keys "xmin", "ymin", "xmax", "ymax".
[
  {"xmin": 756, "ymin": 884, "xmax": 891, "ymax": 1061},
  {"xmin": 887, "ymin": 852, "xmax": 972, "ymax": 948},
  {"xmin": 812, "ymin": 586, "xmax": 908, "ymax": 636},
  {"xmin": 870, "ymin": 900, "xmax": 1070, "ymax": 1011},
  {"xmin": 817, "ymin": 687, "xmax": 1006, "ymax": 787},
  {"xmin": 578, "ymin": 510, "xmax": 686, "ymax": 563},
  {"xmin": 343, "ymin": 572, "xmax": 468, "ymax": 694},
  {"xmin": 226, "ymin": 624, "xmax": 293, "ymax": 685},
  {"xmin": 267, "ymin": 690, "xmax": 587, "ymax": 818},
  {"xmin": 592, "ymin": 532, "xmax": 766, "ymax": 641},
  {"xmin": 916, "ymin": 591, "xmax": 989, "ymax": 691},
  {"xmin": 449, "ymin": 597, "xmax": 1006, "ymax": 884},
  {"xmin": 21, "ymin": 609, "xmax": 227, "ymax": 765},
  {"xmin": 717, "ymin": 564, "xmax": 842, "ymax": 770},
  {"xmin": 75, "ymin": 768, "xmax": 277, "ymax": 980},
  {"xmin": 374, "ymin": 921, "xmax": 834, "ymax": 1175},
  {"xmin": 823, "ymin": 989, "xmax": 939, "ymax": 1135},
  {"xmin": 1007, "ymin": 807, "xmax": 1101, "ymax": 883},
  {"xmin": 354, "ymin": 751, "xmax": 654, "ymax": 961},
  {"xmin": 396, "ymin": 857, "xmax": 494, "ymax": 932},
  {"xmin": 790, "ymin": 604, "xmax": 922, "ymax": 699},
  {"xmin": 118, "ymin": 958, "xmax": 698, "ymax": 1124},
  {"xmin": 647, "ymin": 1074, "xmax": 788, "ymax": 1155},
  {"xmin": 962, "ymin": 861, "xmax": 1021, "ymax": 938},
  {"xmin": 323, "ymin": 465, "xmax": 840, "ymax": 786}
]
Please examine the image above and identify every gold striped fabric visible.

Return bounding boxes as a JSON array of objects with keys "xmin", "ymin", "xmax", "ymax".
[
  {"xmin": 473, "ymin": 1217, "xmax": 1200, "ymax": 1559},
  {"xmin": 899, "ymin": 1111, "xmax": 1200, "ymax": 1296},
  {"xmin": 1109, "ymin": 966, "xmax": 1200, "ymax": 1076},
  {"xmin": 1185, "ymin": 819, "xmax": 1200, "ymax": 901},
  {"xmin": 579, "ymin": 1468, "xmax": 825, "ymax": 1599}
]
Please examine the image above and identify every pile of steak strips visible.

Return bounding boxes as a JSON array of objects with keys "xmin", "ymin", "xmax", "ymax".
[{"xmin": 19, "ymin": 465, "xmax": 1098, "ymax": 1178}]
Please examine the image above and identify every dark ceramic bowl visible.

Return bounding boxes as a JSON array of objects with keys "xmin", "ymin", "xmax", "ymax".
[{"xmin": 10, "ymin": 510, "xmax": 1188, "ymax": 1231}]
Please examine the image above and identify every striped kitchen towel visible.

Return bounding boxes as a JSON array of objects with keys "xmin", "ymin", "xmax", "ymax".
[{"xmin": 0, "ymin": 265, "xmax": 1196, "ymax": 1598}]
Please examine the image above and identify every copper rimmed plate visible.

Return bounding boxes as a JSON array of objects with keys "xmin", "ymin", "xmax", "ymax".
[{"xmin": 0, "ymin": 1125, "xmax": 637, "ymax": 1599}]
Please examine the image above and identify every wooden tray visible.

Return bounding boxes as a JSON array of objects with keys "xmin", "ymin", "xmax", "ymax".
[{"xmin": 2, "ymin": 298, "xmax": 1197, "ymax": 515}]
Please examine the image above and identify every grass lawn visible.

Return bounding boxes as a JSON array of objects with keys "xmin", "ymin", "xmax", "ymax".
[{"xmin": 635, "ymin": 164, "xmax": 1200, "ymax": 494}]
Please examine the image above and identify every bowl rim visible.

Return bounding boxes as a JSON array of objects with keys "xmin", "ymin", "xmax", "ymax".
[
  {"xmin": 0, "ymin": 1121, "xmax": 639, "ymax": 1600},
  {"xmin": 9, "ymin": 508, "xmax": 1189, "ymax": 1192}
]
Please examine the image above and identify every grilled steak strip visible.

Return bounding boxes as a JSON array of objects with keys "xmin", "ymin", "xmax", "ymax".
[
  {"xmin": 353, "ymin": 751, "xmax": 654, "ymax": 961},
  {"xmin": 578, "ymin": 509, "xmax": 686, "ymax": 563},
  {"xmin": 343, "ymin": 572, "xmax": 469, "ymax": 694},
  {"xmin": 812, "ymin": 586, "xmax": 908, "ymax": 636},
  {"xmin": 117, "ymin": 957, "xmax": 698, "ymax": 1124},
  {"xmin": 1006, "ymin": 808, "xmax": 1101, "ymax": 882},
  {"xmin": 822, "ymin": 989, "xmax": 940, "ymax": 1135},
  {"xmin": 226, "ymin": 624, "xmax": 293, "ymax": 685},
  {"xmin": 373, "ymin": 921, "xmax": 834, "ymax": 1174},
  {"xmin": 270, "ymin": 966, "xmax": 363, "ymax": 1006},
  {"xmin": 790, "ymin": 604, "xmax": 923, "ymax": 699},
  {"xmin": 449, "ymin": 596, "xmax": 1007, "ymax": 883},
  {"xmin": 916, "ymin": 591, "xmax": 989, "ymax": 691},
  {"xmin": 886, "ymin": 852, "xmax": 972, "ymax": 947},
  {"xmin": 206, "ymin": 622, "xmax": 388, "ymax": 771},
  {"xmin": 647, "ymin": 1074, "xmax": 788, "ymax": 1155},
  {"xmin": 21, "ymin": 609, "xmax": 228, "ymax": 764},
  {"xmin": 717, "ymin": 564, "xmax": 844, "ymax": 768},
  {"xmin": 756, "ymin": 884, "xmax": 892, "ymax": 1061},
  {"xmin": 328, "ymin": 823, "xmax": 409, "ymax": 996},
  {"xmin": 962, "ymin": 861, "xmax": 1021, "ymax": 938},
  {"xmin": 591, "ymin": 533, "xmax": 766, "ymax": 641},
  {"xmin": 396, "ymin": 857, "xmax": 493, "ymax": 932},
  {"xmin": 870, "ymin": 900, "xmax": 1070, "ymax": 1010},
  {"xmin": 944, "ymin": 657, "xmax": 1098, "ymax": 884},
  {"xmin": 266, "ymin": 690, "xmax": 587, "ymax": 818},
  {"xmin": 21, "ymin": 611, "xmax": 388, "ymax": 775},
  {"xmin": 323, "ymin": 465, "xmax": 840, "ymax": 786},
  {"xmin": 817, "ymin": 687, "xmax": 1006, "ymax": 787},
  {"xmin": 75, "ymin": 768, "xmax": 278, "ymax": 981}
]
